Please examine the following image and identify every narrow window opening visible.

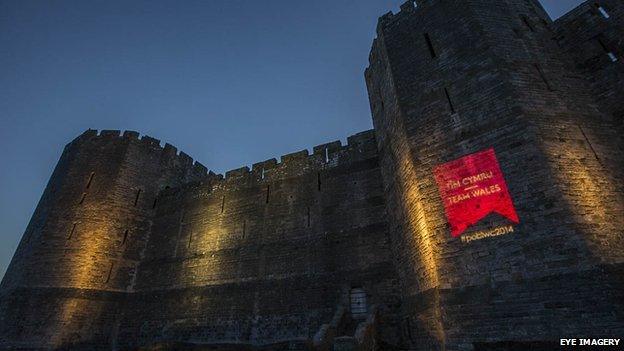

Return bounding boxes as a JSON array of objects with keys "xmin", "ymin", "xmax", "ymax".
[
  {"xmin": 597, "ymin": 38, "xmax": 618, "ymax": 62},
  {"xmin": 534, "ymin": 64, "xmax": 553, "ymax": 91},
  {"xmin": 79, "ymin": 193, "xmax": 87, "ymax": 205},
  {"xmin": 444, "ymin": 88, "xmax": 456, "ymax": 114},
  {"xmin": 105, "ymin": 262, "xmax": 114, "ymax": 284},
  {"xmin": 221, "ymin": 195, "xmax": 225, "ymax": 213},
  {"xmin": 521, "ymin": 15, "xmax": 535, "ymax": 32},
  {"xmin": 317, "ymin": 172, "xmax": 322, "ymax": 192},
  {"xmin": 424, "ymin": 33, "xmax": 437, "ymax": 58},
  {"xmin": 134, "ymin": 189, "xmax": 142, "ymax": 207},
  {"xmin": 86, "ymin": 172, "xmax": 95, "ymax": 189},
  {"xmin": 324, "ymin": 148, "xmax": 330, "ymax": 163},
  {"xmin": 261, "ymin": 167, "xmax": 266, "ymax": 180},
  {"xmin": 578, "ymin": 125, "xmax": 602, "ymax": 164},
  {"xmin": 67, "ymin": 223, "xmax": 78, "ymax": 240},
  {"xmin": 595, "ymin": 4, "xmax": 610, "ymax": 18},
  {"xmin": 265, "ymin": 185, "xmax": 270, "ymax": 204},
  {"xmin": 307, "ymin": 207, "xmax": 311, "ymax": 228},
  {"xmin": 121, "ymin": 229, "xmax": 129, "ymax": 246},
  {"xmin": 176, "ymin": 211, "xmax": 186, "ymax": 255}
]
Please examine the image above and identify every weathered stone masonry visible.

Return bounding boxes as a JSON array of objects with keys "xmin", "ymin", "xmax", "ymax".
[
  {"xmin": 366, "ymin": 0, "xmax": 623, "ymax": 350},
  {"xmin": 1, "ymin": 0, "xmax": 623, "ymax": 350},
  {"xmin": 0, "ymin": 129, "xmax": 402, "ymax": 350}
]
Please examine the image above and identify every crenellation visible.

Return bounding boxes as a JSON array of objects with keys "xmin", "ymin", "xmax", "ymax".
[
  {"xmin": 346, "ymin": 129, "xmax": 376, "ymax": 151},
  {"xmin": 312, "ymin": 140, "xmax": 341, "ymax": 156},
  {"xmin": 81, "ymin": 128, "xmax": 98, "ymax": 138},
  {"xmin": 64, "ymin": 130, "xmax": 216, "ymax": 180},
  {"xmin": 67, "ymin": 129, "xmax": 96, "ymax": 147},
  {"xmin": 225, "ymin": 166, "xmax": 251, "ymax": 180},
  {"xmin": 162, "ymin": 142, "xmax": 178, "ymax": 158},
  {"xmin": 176, "ymin": 151, "xmax": 193, "ymax": 167},
  {"xmin": 139, "ymin": 135, "xmax": 161, "ymax": 147},
  {"xmin": 279, "ymin": 149, "xmax": 310, "ymax": 164},
  {"xmin": 192, "ymin": 161, "xmax": 208, "ymax": 176},
  {"xmin": 252, "ymin": 158, "xmax": 278, "ymax": 173},
  {"xmin": 99, "ymin": 129, "xmax": 122, "ymax": 138},
  {"xmin": 122, "ymin": 130, "xmax": 140, "ymax": 139},
  {"xmin": 207, "ymin": 130, "xmax": 381, "ymax": 188},
  {"xmin": 208, "ymin": 170, "xmax": 224, "ymax": 181}
]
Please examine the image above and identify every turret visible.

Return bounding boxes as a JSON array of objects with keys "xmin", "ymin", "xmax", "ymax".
[
  {"xmin": 553, "ymin": 0, "xmax": 624, "ymax": 128},
  {"xmin": 0, "ymin": 129, "xmax": 209, "ymax": 349}
]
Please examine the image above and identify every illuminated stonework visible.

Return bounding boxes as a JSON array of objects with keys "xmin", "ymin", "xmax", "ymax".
[{"xmin": 1, "ymin": 0, "xmax": 623, "ymax": 350}]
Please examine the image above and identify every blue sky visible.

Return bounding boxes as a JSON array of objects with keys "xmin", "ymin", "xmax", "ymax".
[{"xmin": 0, "ymin": 0, "xmax": 584, "ymax": 279}]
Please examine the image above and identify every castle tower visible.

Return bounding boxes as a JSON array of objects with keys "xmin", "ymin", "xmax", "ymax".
[
  {"xmin": 365, "ymin": 0, "xmax": 624, "ymax": 349},
  {"xmin": 0, "ymin": 130, "xmax": 209, "ymax": 349},
  {"xmin": 554, "ymin": 0, "xmax": 624, "ymax": 128}
]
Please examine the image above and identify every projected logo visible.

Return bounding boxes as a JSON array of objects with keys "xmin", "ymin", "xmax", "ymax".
[{"xmin": 433, "ymin": 148, "xmax": 519, "ymax": 237}]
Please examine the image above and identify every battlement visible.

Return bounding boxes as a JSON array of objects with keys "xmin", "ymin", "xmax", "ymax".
[
  {"xmin": 377, "ymin": 0, "xmax": 550, "ymax": 27},
  {"xmin": 376, "ymin": 0, "xmax": 422, "ymax": 30},
  {"xmin": 369, "ymin": 0, "xmax": 555, "ymax": 68},
  {"xmin": 150, "ymin": 131, "xmax": 377, "ymax": 204},
  {"xmin": 70, "ymin": 129, "xmax": 210, "ymax": 178},
  {"xmin": 69, "ymin": 128, "xmax": 378, "ymax": 199},
  {"xmin": 368, "ymin": 1, "xmax": 432, "ymax": 67},
  {"xmin": 212, "ymin": 129, "xmax": 377, "ymax": 184}
]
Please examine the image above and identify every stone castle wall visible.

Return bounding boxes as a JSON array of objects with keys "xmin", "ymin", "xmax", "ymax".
[
  {"xmin": 365, "ymin": 0, "xmax": 623, "ymax": 350},
  {"xmin": 554, "ymin": 0, "xmax": 624, "ymax": 128},
  {"xmin": 0, "ymin": 130, "xmax": 211, "ymax": 349},
  {"xmin": 1, "ymin": 0, "xmax": 623, "ymax": 350},
  {"xmin": 116, "ymin": 130, "xmax": 401, "ymax": 349},
  {"xmin": 0, "ymin": 130, "xmax": 401, "ymax": 350}
]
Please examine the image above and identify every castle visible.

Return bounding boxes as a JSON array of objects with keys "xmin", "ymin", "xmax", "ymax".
[{"xmin": 1, "ymin": 0, "xmax": 623, "ymax": 350}]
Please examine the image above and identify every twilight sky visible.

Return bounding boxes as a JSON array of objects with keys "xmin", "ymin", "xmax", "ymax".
[{"xmin": 0, "ymin": 0, "xmax": 584, "ymax": 279}]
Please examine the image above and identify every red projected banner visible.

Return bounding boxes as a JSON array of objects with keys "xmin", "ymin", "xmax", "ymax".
[{"xmin": 433, "ymin": 148, "xmax": 519, "ymax": 237}]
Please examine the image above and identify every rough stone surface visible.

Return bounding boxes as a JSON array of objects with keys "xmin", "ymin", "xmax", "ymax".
[
  {"xmin": 1, "ymin": 1, "xmax": 623, "ymax": 350},
  {"xmin": 365, "ymin": 0, "xmax": 623, "ymax": 350}
]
